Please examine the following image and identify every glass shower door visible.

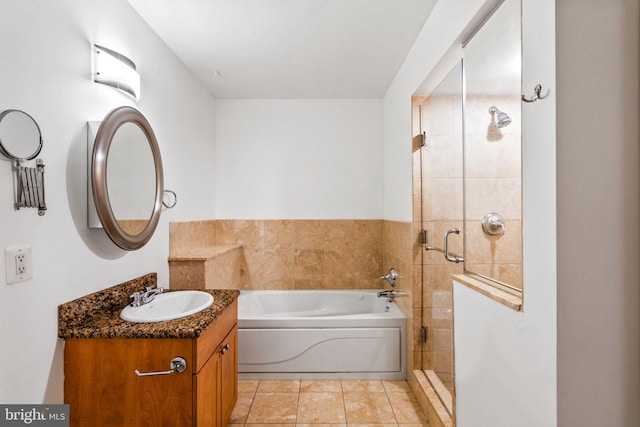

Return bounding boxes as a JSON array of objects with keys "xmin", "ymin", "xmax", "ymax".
[{"xmin": 418, "ymin": 61, "xmax": 464, "ymax": 393}]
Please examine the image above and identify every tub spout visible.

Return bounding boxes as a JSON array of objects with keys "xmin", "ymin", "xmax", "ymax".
[{"xmin": 377, "ymin": 290, "xmax": 395, "ymax": 299}]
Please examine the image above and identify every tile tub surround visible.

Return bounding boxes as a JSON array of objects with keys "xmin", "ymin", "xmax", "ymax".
[
  {"xmin": 169, "ymin": 220, "xmax": 384, "ymax": 290},
  {"xmin": 58, "ymin": 272, "xmax": 240, "ymax": 339},
  {"xmin": 229, "ymin": 379, "xmax": 429, "ymax": 426},
  {"xmin": 171, "ymin": 219, "xmax": 418, "ymax": 372}
]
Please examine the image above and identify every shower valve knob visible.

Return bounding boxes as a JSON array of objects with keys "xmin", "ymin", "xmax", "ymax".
[{"xmin": 482, "ymin": 212, "xmax": 505, "ymax": 236}]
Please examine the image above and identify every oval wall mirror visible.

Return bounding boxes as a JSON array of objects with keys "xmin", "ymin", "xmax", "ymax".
[
  {"xmin": 91, "ymin": 106, "xmax": 164, "ymax": 250},
  {"xmin": 0, "ymin": 109, "xmax": 43, "ymax": 161}
]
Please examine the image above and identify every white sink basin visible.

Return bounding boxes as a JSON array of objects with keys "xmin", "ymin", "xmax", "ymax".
[{"xmin": 120, "ymin": 291, "xmax": 214, "ymax": 323}]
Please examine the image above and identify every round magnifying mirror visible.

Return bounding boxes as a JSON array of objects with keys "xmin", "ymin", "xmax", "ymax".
[
  {"xmin": 92, "ymin": 107, "xmax": 163, "ymax": 250},
  {"xmin": 0, "ymin": 110, "xmax": 43, "ymax": 161}
]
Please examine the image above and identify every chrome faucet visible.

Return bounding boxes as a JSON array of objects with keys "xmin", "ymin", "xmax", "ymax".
[
  {"xmin": 377, "ymin": 289, "xmax": 396, "ymax": 299},
  {"xmin": 377, "ymin": 289, "xmax": 396, "ymax": 312},
  {"xmin": 129, "ymin": 286, "xmax": 164, "ymax": 307}
]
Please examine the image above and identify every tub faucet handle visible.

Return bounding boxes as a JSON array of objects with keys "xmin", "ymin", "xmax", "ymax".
[{"xmin": 379, "ymin": 268, "xmax": 398, "ymax": 287}]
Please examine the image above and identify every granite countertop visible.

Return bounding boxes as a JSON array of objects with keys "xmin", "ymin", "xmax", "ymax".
[{"xmin": 58, "ymin": 272, "xmax": 240, "ymax": 339}]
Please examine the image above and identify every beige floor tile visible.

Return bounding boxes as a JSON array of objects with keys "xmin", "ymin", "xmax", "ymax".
[
  {"xmin": 383, "ymin": 380, "xmax": 412, "ymax": 393},
  {"xmin": 344, "ymin": 392, "xmax": 396, "ymax": 424},
  {"xmin": 229, "ymin": 392, "xmax": 255, "ymax": 424},
  {"xmin": 295, "ymin": 424, "xmax": 347, "ymax": 427},
  {"xmin": 256, "ymin": 380, "xmax": 301, "ymax": 393},
  {"xmin": 246, "ymin": 392, "xmax": 299, "ymax": 424},
  {"xmin": 300, "ymin": 380, "xmax": 343, "ymax": 392},
  {"xmin": 246, "ymin": 425, "xmax": 295, "ymax": 427},
  {"xmin": 341, "ymin": 380, "xmax": 385, "ymax": 392},
  {"xmin": 388, "ymin": 393, "xmax": 427, "ymax": 424},
  {"xmin": 346, "ymin": 424, "xmax": 400, "ymax": 427},
  {"xmin": 297, "ymin": 392, "xmax": 346, "ymax": 424},
  {"xmin": 238, "ymin": 379, "xmax": 260, "ymax": 393}
]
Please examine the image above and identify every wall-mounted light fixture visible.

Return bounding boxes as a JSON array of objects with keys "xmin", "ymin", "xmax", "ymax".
[{"xmin": 93, "ymin": 44, "xmax": 140, "ymax": 102}]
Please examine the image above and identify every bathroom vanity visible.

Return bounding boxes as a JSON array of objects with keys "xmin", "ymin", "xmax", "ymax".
[{"xmin": 58, "ymin": 273, "xmax": 239, "ymax": 427}]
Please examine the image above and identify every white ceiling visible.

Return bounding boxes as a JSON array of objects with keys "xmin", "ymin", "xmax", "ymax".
[{"xmin": 127, "ymin": 0, "xmax": 438, "ymax": 98}]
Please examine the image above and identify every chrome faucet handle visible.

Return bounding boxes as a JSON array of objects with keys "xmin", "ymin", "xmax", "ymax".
[
  {"xmin": 145, "ymin": 286, "xmax": 164, "ymax": 295},
  {"xmin": 379, "ymin": 268, "xmax": 399, "ymax": 287},
  {"xmin": 129, "ymin": 292, "xmax": 142, "ymax": 307}
]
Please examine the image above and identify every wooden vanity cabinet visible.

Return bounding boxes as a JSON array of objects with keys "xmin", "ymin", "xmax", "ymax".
[{"xmin": 64, "ymin": 300, "xmax": 238, "ymax": 427}]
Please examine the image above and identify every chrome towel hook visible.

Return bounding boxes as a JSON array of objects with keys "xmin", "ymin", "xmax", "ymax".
[{"xmin": 522, "ymin": 84, "xmax": 550, "ymax": 103}]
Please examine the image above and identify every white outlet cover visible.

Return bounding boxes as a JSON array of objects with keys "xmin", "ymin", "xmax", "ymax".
[{"xmin": 5, "ymin": 246, "xmax": 32, "ymax": 285}]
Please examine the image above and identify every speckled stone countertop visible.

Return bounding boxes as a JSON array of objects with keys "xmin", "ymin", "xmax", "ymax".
[{"xmin": 58, "ymin": 272, "xmax": 240, "ymax": 339}]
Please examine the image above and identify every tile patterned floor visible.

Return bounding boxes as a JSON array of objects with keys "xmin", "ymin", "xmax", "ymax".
[{"xmin": 229, "ymin": 380, "xmax": 430, "ymax": 427}]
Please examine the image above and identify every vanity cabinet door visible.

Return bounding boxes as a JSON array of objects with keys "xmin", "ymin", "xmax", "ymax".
[
  {"xmin": 194, "ymin": 350, "xmax": 221, "ymax": 427},
  {"xmin": 220, "ymin": 325, "xmax": 238, "ymax": 425},
  {"xmin": 64, "ymin": 338, "xmax": 193, "ymax": 427}
]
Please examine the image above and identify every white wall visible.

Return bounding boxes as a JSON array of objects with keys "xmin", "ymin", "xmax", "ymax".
[
  {"xmin": 454, "ymin": 1, "xmax": 557, "ymax": 426},
  {"xmin": 556, "ymin": 0, "xmax": 640, "ymax": 425},
  {"xmin": 382, "ymin": 0, "xmax": 490, "ymax": 222},
  {"xmin": 383, "ymin": 0, "xmax": 558, "ymax": 425},
  {"xmin": 0, "ymin": 0, "xmax": 216, "ymax": 403},
  {"xmin": 215, "ymin": 99, "xmax": 383, "ymax": 219}
]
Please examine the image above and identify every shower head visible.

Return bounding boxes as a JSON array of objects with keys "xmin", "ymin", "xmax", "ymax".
[{"xmin": 489, "ymin": 106, "xmax": 512, "ymax": 128}]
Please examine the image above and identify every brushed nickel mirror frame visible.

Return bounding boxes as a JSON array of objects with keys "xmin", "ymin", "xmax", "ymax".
[
  {"xmin": 91, "ymin": 106, "xmax": 163, "ymax": 250},
  {"xmin": 0, "ymin": 109, "xmax": 43, "ymax": 161}
]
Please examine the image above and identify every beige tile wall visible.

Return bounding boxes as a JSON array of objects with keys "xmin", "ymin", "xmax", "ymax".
[
  {"xmin": 169, "ymin": 219, "xmax": 385, "ymax": 290},
  {"xmin": 381, "ymin": 220, "xmax": 415, "ymax": 377}
]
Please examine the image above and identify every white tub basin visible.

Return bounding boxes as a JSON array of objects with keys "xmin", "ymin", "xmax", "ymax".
[{"xmin": 120, "ymin": 291, "xmax": 214, "ymax": 323}]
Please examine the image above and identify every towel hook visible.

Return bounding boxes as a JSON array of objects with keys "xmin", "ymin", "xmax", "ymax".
[{"xmin": 522, "ymin": 84, "xmax": 550, "ymax": 103}]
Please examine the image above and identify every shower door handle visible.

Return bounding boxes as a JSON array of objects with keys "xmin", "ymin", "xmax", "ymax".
[{"xmin": 444, "ymin": 228, "xmax": 464, "ymax": 263}]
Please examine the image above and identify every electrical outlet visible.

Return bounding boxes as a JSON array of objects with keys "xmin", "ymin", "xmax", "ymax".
[
  {"xmin": 5, "ymin": 246, "xmax": 32, "ymax": 284},
  {"xmin": 16, "ymin": 253, "xmax": 26, "ymax": 275}
]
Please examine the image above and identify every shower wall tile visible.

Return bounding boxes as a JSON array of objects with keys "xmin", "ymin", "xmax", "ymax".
[
  {"xmin": 497, "ymin": 133, "xmax": 522, "ymax": 178},
  {"xmin": 464, "ymin": 94, "xmax": 523, "ymax": 289}
]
